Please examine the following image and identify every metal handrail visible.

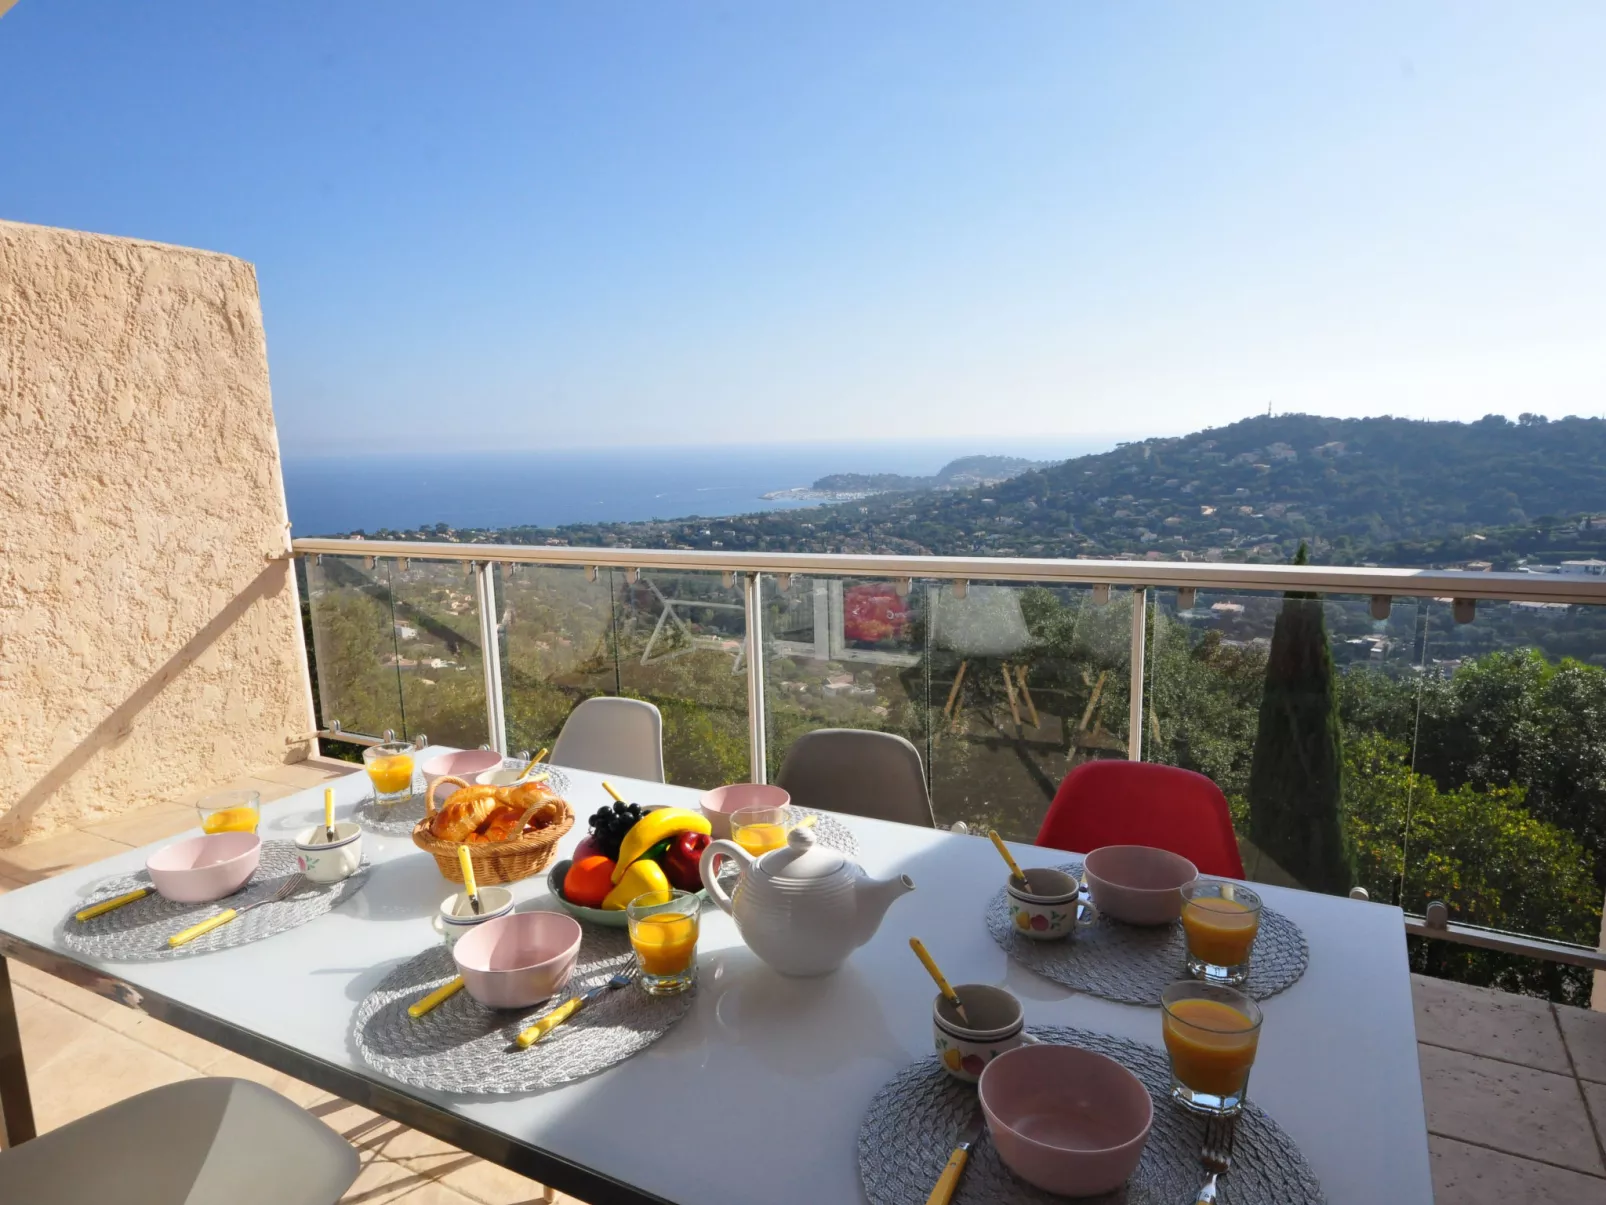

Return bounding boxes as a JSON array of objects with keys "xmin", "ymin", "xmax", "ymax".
[{"xmin": 295, "ymin": 535, "xmax": 1606, "ymax": 973}]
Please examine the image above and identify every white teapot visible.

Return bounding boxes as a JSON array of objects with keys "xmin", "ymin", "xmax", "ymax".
[{"xmin": 699, "ymin": 826, "xmax": 915, "ymax": 977}]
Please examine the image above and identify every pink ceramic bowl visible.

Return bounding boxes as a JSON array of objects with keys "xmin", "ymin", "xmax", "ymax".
[
  {"xmin": 979, "ymin": 1044, "xmax": 1153, "ymax": 1197},
  {"xmin": 452, "ymin": 911, "xmax": 583, "ymax": 1010},
  {"xmin": 700, "ymin": 783, "xmax": 790, "ymax": 841},
  {"xmin": 420, "ymin": 749, "xmax": 504, "ymax": 793},
  {"xmin": 146, "ymin": 832, "xmax": 262, "ymax": 904},
  {"xmin": 1083, "ymin": 845, "xmax": 1198, "ymax": 926}
]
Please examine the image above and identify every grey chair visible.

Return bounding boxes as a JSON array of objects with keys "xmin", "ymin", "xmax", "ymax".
[
  {"xmin": 550, "ymin": 696, "xmax": 666, "ymax": 782},
  {"xmin": 0, "ymin": 1077, "xmax": 359, "ymax": 1205},
  {"xmin": 775, "ymin": 728, "xmax": 936, "ymax": 828}
]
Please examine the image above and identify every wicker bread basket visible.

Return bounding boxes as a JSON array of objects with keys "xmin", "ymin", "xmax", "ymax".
[{"xmin": 412, "ymin": 775, "xmax": 574, "ymax": 885}]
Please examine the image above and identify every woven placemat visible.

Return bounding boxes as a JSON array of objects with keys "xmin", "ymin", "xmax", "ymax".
[
  {"xmin": 985, "ymin": 864, "xmax": 1308, "ymax": 1006},
  {"xmin": 792, "ymin": 807, "xmax": 859, "ymax": 857},
  {"xmin": 859, "ymin": 1025, "xmax": 1325, "ymax": 1205},
  {"xmin": 353, "ymin": 921, "xmax": 693, "ymax": 1094},
  {"xmin": 63, "ymin": 840, "xmax": 369, "ymax": 961},
  {"xmin": 355, "ymin": 765, "xmax": 574, "ymax": 836}
]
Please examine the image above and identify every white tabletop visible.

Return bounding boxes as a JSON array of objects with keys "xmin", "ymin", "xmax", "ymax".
[{"xmin": 0, "ymin": 752, "xmax": 1432, "ymax": 1205}]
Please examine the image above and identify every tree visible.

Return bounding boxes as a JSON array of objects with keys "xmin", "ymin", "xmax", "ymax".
[{"xmin": 1246, "ymin": 545, "xmax": 1355, "ymax": 893}]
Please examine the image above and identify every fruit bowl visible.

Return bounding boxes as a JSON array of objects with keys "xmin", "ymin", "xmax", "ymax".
[{"xmin": 548, "ymin": 859, "xmax": 707, "ymax": 928}]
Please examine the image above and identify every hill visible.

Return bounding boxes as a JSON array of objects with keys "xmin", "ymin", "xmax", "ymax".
[{"xmin": 811, "ymin": 454, "xmax": 1048, "ymax": 494}]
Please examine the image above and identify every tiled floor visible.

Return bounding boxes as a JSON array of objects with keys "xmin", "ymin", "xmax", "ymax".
[{"xmin": 4, "ymin": 758, "xmax": 1606, "ymax": 1203}]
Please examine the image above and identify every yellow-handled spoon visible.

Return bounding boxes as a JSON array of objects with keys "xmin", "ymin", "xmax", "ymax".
[
  {"xmin": 909, "ymin": 937, "xmax": 971, "ymax": 1027},
  {"xmin": 515, "ymin": 748, "xmax": 550, "ymax": 783},
  {"xmin": 323, "ymin": 787, "xmax": 337, "ymax": 844},
  {"xmin": 457, "ymin": 844, "xmax": 481, "ymax": 915},
  {"xmin": 408, "ymin": 977, "xmax": 464, "ymax": 1019},
  {"xmin": 988, "ymin": 829, "xmax": 1028, "ymax": 888},
  {"xmin": 601, "ymin": 780, "xmax": 625, "ymax": 804},
  {"xmin": 76, "ymin": 887, "xmax": 149, "ymax": 922}
]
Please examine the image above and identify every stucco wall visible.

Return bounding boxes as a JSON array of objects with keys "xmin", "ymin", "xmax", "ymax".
[{"xmin": 0, "ymin": 219, "xmax": 316, "ymax": 843}]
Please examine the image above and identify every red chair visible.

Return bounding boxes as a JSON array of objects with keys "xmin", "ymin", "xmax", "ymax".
[{"xmin": 1034, "ymin": 761, "xmax": 1246, "ymax": 878}]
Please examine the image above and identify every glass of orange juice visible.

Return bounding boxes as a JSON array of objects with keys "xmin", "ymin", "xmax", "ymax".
[
  {"xmin": 197, "ymin": 789, "xmax": 260, "ymax": 835},
  {"xmin": 363, "ymin": 741, "xmax": 416, "ymax": 805},
  {"xmin": 626, "ymin": 888, "xmax": 700, "ymax": 996},
  {"xmin": 729, "ymin": 804, "xmax": 793, "ymax": 858},
  {"xmin": 1161, "ymin": 981, "xmax": 1263, "ymax": 1115},
  {"xmin": 1181, "ymin": 880, "xmax": 1262, "ymax": 986}
]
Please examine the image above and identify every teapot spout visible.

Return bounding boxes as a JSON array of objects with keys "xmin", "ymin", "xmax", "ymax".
[{"xmin": 856, "ymin": 871, "xmax": 916, "ymax": 948}]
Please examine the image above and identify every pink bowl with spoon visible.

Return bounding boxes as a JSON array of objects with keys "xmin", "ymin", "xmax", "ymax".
[{"xmin": 978, "ymin": 1043, "xmax": 1152, "ymax": 1197}]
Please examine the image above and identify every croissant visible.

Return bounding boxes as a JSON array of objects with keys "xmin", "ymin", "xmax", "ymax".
[
  {"xmin": 430, "ymin": 779, "xmax": 567, "ymax": 843},
  {"xmin": 431, "ymin": 786, "xmax": 502, "ymax": 843}
]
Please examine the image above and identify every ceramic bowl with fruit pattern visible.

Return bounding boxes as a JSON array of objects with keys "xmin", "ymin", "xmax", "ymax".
[
  {"xmin": 933, "ymin": 984, "xmax": 1033, "ymax": 1083},
  {"xmin": 1006, "ymin": 867, "xmax": 1099, "ymax": 941}
]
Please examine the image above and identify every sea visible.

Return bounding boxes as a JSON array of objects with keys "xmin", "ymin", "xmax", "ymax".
[{"xmin": 282, "ymin": 439, "xmax": 1107, "ymax": 537}]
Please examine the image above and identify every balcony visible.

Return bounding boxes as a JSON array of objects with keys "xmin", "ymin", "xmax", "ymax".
[{"xmin": 5, "ymin": 220, "xmax": 1606, "ymax": 1202}]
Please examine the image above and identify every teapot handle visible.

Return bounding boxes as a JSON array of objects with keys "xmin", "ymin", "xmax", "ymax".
[{"xmin": 699, "ymin": 839, "xmax": 750, "ymax": 917}]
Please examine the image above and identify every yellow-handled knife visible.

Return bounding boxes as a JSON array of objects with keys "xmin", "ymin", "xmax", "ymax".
[
  {"xmin": 168, "ymin": 874, "xmax": 305, "ymax": 947},
  {"xmin": 517, "ymin": 969, "xmax": 635, "ymax": 1048},
  {"xmin": 926, "ymin": 1108, "xmax": 985, "ymax": 1205},
  {"xmin": 409, "ymin": 977, "xmax": 464, "ymax": 1019},
  {"xmin": 75, "ymin": 887, "xmax": 149, "ymax": 922}
]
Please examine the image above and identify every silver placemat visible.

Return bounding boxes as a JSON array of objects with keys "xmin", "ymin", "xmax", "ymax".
[
  {"xmin": 63, "ymin": 840, "xmax": 369, "ymax": 961},
  {"xmin": 859, "ymin": 1026, "xmax": 1325, "ymax": 1205},
  {"xmin": 354, "ymin": 764, "xmax": 573, "ymax": 836},
  {"xmin": 985, "ymin": 864, "xmax": 1308, "ymax": 1005},
  {"xmin": 792, "ymin": 806, "xmax": 859, "ymax": 857},
  {"xmin": 352, "ymin": 921, "xmax": 693, "ymax": 1094}
]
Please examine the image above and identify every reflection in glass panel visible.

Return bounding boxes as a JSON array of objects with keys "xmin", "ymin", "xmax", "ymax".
[
  {"xmin": 303, "ymin": 555, "xmax": 405, "ymax": 739},
  {"xmin": 929, "ymin": 584, "xmax": 1133, "ymax": 841},
  {"xmin": 613, "ymin": 570, "xmax": 749, "ymax": 787},
  {"xmin": 763, "ymin": 576, "xmax": 927, "ymax": 786},
  {"xmin": 384, "ymin": 559, "xmax": 488, "ymax": 749},
  {"xmin": 499, "ymin": 563, "xmax": 617, "ymax": 757},
  {"xmin": 1397, "ymin": 596, "xmax": 1604, "ymax": 1003}
]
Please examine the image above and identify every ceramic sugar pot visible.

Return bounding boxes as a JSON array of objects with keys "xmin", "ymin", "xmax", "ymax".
[{"xmin": 699, "ymin": 826, "xmax": 915, "ymax": 977}]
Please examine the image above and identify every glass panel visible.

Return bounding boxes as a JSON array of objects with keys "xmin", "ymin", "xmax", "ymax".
[
  {"xmin": 763, "ymin": 576, "xmax": 928, "ymax": 785},
  {"xmin": 386, "ymin": 558, "xmax": 488, "ymax": 749},
  {"xmin": 614, "ymin": 569, "xmax": 749, "ymax": 787},
  {"xmin": 303, "ymin": 554, "xmax": 405, "ymax": 739},
  {"xmin": 1395, "ymin": 596, "xmax": 1604, "ymax": 1004},
  {"xmin": 930, "ymin": 584, "xmax": 1133, "ymax": 840},
  {"xmin": 1146, "ymin": 588, "xmax": 1425, "ymax": 898},
  {"xmin": 499, "ymin": 563, "xmax": 618, "ymax": 756}
]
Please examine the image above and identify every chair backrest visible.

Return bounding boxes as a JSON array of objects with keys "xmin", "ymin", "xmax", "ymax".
[
  {"xmin": 550, "ymin": 697, "xmax": 666, "ymax": 783},
  {"xmin": 776, "ymin": 728, "xmax": 936, "ymax": 828},
  {"xmin": 1035, "ymin": 760, "xmax": 1246, "ymax": 878}
]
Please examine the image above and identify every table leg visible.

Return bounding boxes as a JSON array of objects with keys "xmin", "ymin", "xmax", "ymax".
[{"xmin": 0, "ymin": 957, "xmax": 36, "ymax": 1147}]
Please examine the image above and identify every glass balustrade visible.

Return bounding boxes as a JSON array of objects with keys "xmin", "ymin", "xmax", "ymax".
[
  {"xmin": 385, "ymin": 558, "xmax": 488, "ymax": 750},
  {"xmin": 301, "ymin": 554, "xmax": 407, "ymax": 740},
  {"xmin": 498, "ymin": 563, "xmax": 616, "ymax": 757}
]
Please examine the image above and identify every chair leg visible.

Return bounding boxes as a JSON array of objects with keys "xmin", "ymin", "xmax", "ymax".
[
  {"xmin": 1016, "ymin": 664, "xmax": 1040, "ymax": 728},
  {"xmin": 942, "ymin": 660, "xmax": 968, "ymax": 718},
  {"xmin": 946, "ymin": 661, "xmax": 969, "ymax": 733},
  {"xmin": 1001, "ymin": 662, "xmax": 1023, "ymax": 727},
  {"xmin": 543, "ymin": 1185, "xmax": 559, "ymax": 1203}
]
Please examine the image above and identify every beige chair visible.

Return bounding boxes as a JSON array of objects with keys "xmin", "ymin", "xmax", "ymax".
[
  {"xmin": 775, "ymin": 729, "xmax": 936, "ymax": 828},
  {"xmin": 0, "ymin": 1077, "xmax": 359, "ymax": 1205},
  {"xmin": 550, "ymin": 696, "xmax": 666, "ymax": 782}
]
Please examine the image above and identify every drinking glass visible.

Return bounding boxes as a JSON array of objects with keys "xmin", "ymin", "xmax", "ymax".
[
  {"xmin": 1161, "ymin": 980, "xmax": 1263, "ymax": 1115},
  {"xmin": 364, "ymin": 741, "xmax": 416, "ymax": 805},
  {"xmin": 729, "ymin": 804, "xmax": 794, "ymax": 857},
  {"xmin": 1181, "ymin": 880, "xmax": 1262, "ymax": 986},
  {"xmin": 626, "ymin": 889, "xmax": 700, "ymax": 996},
  {"xmin": 197, "ymin": 789, "xmax": 260, "ymax": 835}
]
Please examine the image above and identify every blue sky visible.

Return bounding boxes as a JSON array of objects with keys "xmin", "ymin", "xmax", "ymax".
[{"xmin": 2, "ymin": 2, "xmax": 1603, "ymax": 453}]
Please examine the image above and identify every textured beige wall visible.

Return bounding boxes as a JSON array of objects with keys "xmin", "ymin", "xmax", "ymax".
[{"xmin": 0, "ymin": 219, "xmax": 316, "ymax": 843}]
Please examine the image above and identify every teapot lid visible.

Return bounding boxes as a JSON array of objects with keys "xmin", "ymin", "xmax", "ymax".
[{"xmin": 757, "ymin": 825, "xmax": 847, "ymax": 881}]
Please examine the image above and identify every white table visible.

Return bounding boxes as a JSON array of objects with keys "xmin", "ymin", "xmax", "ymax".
[{"xmin": 0, "ymin": 751, "xmax": 1433, "ymax": 1204}]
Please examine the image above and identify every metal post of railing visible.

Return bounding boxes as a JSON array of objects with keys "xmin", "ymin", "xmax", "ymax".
[
  {"xmin": 743, "ymin": 571, "xmax": 768, "ymax": 783},
  {"xmin": 1128, "ymin": 586, "xmax": 1147, "ymax": 761},
  {"xmin": 475, "ymin": 562, "xmax": 508, "ymax": 755}
]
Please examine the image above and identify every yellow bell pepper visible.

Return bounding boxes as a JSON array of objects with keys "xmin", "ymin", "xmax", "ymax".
[{"xmin": 601, "ymin": 857, "xmax": 672, "ymax": 910}]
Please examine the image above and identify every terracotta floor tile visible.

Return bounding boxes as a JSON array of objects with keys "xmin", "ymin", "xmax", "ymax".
[
  {"xmin": 8, "ymin": 960, "xmax": 122, "ymax": 1023},
  {"xmin": 1560, "ymin": 1003, "xmax": 1606, "ymax": 1086},
  {"xmin": 1412, "ymin": 973, "xmax": 1571, "ymax": 1074},
  {"xmin": 1420, "ymin": 1044, "xmax": 1603, "ymax": 1175},
  {"xmin": 0, "ymin": 830, "xmax": 130, "ymax": 883},
  {"xmin": 435, "ymin": 1156, "xmax": 567, "ymax": 1204},
  {"xmin": 339, "ymin": 1155, "xmax": 433, "ymax": 1205},
  {"xmin": 253, "ymin": 761, "xmax": 348, "ymax": 789},
  {"xmin": 26, "ymin": 1021, "xmax": 197, "ymax": 1133},
  {"xmin": 82, "ymin": 802, "xmax": 198, "ymax": 848},
  {"xmin": 1430, "ymin": 1135, "xmax": 1606, "ymax": 1204}
]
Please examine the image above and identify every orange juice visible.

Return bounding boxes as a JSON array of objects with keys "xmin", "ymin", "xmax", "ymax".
[
  {"xmin": 1162, "ymin": 997, "xmax": 1260, "ymax": 1096},
  {"xmin": 733, "ymin": 822, "xmax": 788, "ymax": 856},
  {"xmin": 1182, "ymin": 897, "xmax": 1260, "ymax": 967},
  {"xmin": 629, "ymin": 913, "xmax": 698, "ymax": 975},
  {"xmin": 201, "ymin": 806, "xmax": 259, "ymax": 835},
  {"xmin": 365, "ymin": 754, "xmax": 414, "ymax": 796}
]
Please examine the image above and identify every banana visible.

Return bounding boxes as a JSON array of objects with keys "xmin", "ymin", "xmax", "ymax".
[{"xmin": 611, "ymin": 808, "xmax": 712, "ymax": 883}]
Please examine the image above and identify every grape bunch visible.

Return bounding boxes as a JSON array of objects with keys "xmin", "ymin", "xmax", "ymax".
[{"xmin": 588, "ymin": 800, "xmax": 644, "ymax": 860}]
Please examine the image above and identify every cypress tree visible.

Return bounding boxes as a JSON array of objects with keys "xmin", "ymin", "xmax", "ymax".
[{"xmin": 1246, "ymin": 544, "xmax": 1355, "ymax": 893}]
